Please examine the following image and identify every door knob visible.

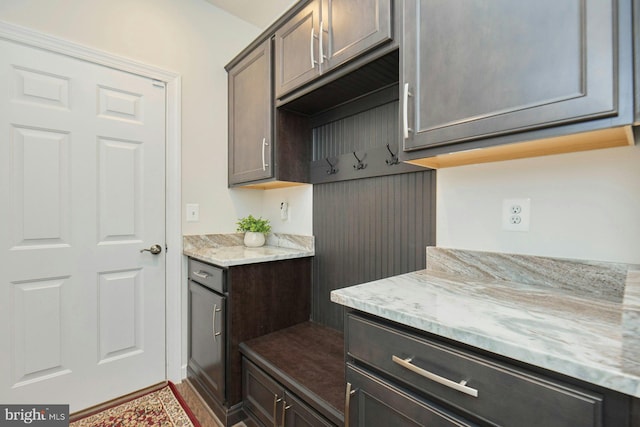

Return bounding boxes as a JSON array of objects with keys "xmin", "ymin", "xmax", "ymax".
[{"xmin": 140, "ymin": 244, "xmax": 162, "ymax": 255}]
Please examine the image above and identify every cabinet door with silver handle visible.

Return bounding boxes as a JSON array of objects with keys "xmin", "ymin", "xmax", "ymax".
[{"xmin": 188, "ymin": 280, "xmax": 226, "ymax": 403}]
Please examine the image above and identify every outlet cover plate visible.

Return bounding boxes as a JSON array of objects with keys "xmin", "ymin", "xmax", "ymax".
[{"xmin": 502, "ymin": 198, "xmax": 530, "ymax": 231}]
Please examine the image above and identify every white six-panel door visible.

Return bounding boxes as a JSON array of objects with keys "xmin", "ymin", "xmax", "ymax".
[{"xmin": 0, "ymin": 38, "xmax": 166, "ymax": 411}]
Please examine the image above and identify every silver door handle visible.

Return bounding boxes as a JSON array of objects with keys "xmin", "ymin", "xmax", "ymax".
[
  {"xmin": 272, "ymin": 395, "xmax": 282, "ymax": 427},
  {"xmin": 310, "ymin": 26, "xmax": 315, "ymax": 67},
  {"xmin": 403, "ymin": 82, "xmax": 413, "ymax": 139},
  {"xmin": 282, "ymin": 401, "xmax": 291, "ymax": 427},
  {"xmin": 319, "ymin": 20, "xmax": 325, "ymax": 64},
  {"xmin": 344, "ymin": 382, "xmax": 356, "ymax": 427},
  {"xmin": 392, "ymin": 355, "xmax": 478, "ymax": 397},
  {"xmin": 262, "ymin": 138, "xmax": 269, "ymax": 171},
  {"xmin": 140, "ymin": 244, "xmax": 162, "ymax": 255},
  {"xmin": 212, "ymin": 305, "xmax": 222, "ymax": 340}
]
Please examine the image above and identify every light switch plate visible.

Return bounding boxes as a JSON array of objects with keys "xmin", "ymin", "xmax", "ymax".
[{"xmin": 186, "ymin": 204, "xmax": 199, "ymax": 222}]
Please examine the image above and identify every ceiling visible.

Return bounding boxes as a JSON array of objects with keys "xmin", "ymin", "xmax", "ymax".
[{"xmin": 204, "ymin": 0, "xmax": 298, "ymax": 29}]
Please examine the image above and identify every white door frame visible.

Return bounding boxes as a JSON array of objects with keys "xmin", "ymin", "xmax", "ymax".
[{"xmin": 0, "ymin": 21, "xmax": 183, "ymax": 383}]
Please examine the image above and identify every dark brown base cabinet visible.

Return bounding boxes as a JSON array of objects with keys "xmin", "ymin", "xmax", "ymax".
[
  {"xmin": 187, "ymin": 257, "xmax": 312, "ymax": 426},
  {"xmin": 243, "ymin": 358, "xmax": 334, "ymax": 427},
  {"xmin": 345, "ymin": 312, "xmax": 637, "ymax": 427}
]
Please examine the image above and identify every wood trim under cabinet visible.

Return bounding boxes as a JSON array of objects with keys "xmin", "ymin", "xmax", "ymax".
[{"xmin": 406, "ymin": 126, "xmax": 634, "ymax": 169}]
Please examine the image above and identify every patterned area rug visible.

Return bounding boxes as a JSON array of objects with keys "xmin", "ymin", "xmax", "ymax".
[{"xmin": 70, "ymin": 382, "xmax": 200, "ymax": 427}]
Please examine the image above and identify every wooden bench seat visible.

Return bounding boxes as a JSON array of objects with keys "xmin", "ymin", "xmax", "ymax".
[{"xmin": 240, "ymin": 321, "xmax": 345, "ymax": 426}]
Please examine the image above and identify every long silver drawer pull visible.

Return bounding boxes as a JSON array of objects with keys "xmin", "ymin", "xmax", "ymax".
[
  {"xmin": 392, "ymin": 355, "xmax": 479, "ymax": 398},
  {"xmin": 344, "ymin": 382, "xmax": 356, "ymax": 427},
  {"xmin": 193, "ymin": 271, "xmax": 210, "ymax": 279}
]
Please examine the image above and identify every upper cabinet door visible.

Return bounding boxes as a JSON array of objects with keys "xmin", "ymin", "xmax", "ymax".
[
  {"xmin": 275, "ymin": 0, "xmax": 322, "ymax": 98},
  {"xmin": 403, "ymin": 0, "xmax": 619, "ymax": 151},
  {"xmin": 228, "ymin": 39, "xmax": 273, "ymax": 185},
  {"xmin": 323, "ymin": 0, "xmax": 392, "ymax": 70}
]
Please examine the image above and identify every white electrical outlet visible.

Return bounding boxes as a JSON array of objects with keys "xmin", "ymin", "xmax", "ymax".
[
  {"xmin": 502, "ymin": 198, "xmax": 530, "ymax": 231},
  {"xmin": 186, "ymin": 203, "xmax": 199, "ymax": 222},
  {"xmin": 280, "ymin": 201, "xmax": 289, "ymax": 221}
]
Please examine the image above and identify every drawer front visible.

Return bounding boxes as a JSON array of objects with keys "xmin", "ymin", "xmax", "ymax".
[
  {"xmin": 243, "ymin": 358, "xmax": 283, "ymax": 427},
  {"xmin": 346, "ymin": 363, "xmax": 475, "ymax": 427},
  {"xmin": 189, "ymin": 258, "xmax": 224, "ymax": 293},
  {"xmin": 347, "ymin": 314, "xmax": 603, "ymax": 427}
]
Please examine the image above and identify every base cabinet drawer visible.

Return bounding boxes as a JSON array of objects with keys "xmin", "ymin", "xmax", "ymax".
[
  {"xmin": 347, "ymin": 313, "xmax": 605, "ymax": 427},
  {"xmin": 243, "ymin": 358, "xmax": 282, "ymax": 427},
  {"xmin": 346, "ymin": 363, "xmax": 475, "ymax": 427}
]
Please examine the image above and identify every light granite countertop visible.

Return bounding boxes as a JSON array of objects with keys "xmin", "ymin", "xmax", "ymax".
[
  {"xmin": 331, "ymin": 247, "xmax": 640, "ymax": 398},
  {"xmin": 183, "ymin": 233, "xmax": 314, "ymax": 267}
]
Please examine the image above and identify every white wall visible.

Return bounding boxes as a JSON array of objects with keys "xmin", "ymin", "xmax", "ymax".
[
  {"xmin": 0, "ymin": 0, "xmax": 312, "ymax": 237},
  {"xmin": 436, "ymin": 144, "xmax": 640, "ymax": 264},
  {"xmin": 3, "ymin": 0, "xmax": 637, "ymax": 262}
]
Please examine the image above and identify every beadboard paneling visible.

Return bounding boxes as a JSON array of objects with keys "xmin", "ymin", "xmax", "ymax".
[{"xmin": 312, "ymin": 171, "xmax": 436, "ymax": 330}]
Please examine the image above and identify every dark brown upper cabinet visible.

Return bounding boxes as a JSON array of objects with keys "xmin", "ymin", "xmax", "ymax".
[
  {"xmin": 401, "ymin": 0, "xmax": 635, "ymax": 159},
  {"xmin": 228, "ymin": 39, "xmax": 273, "ymax": 185},
  {"xmin": 275, "ymin": 0, "xmax": 392, "ymax": 99},
  {"xmin": 227, "ymin": 38, "xmax": 311, "ymax": 189}
]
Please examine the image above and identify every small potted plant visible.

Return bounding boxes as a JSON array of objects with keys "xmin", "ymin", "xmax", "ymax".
[{"xmin": 236, "ymin": 215, "xmax": 272, "ymax": 247}]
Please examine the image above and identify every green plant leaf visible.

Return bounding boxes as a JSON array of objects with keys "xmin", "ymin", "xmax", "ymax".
[{"xmin": 236, "ymin": 214, "xmax": 271, "ymax": 233}]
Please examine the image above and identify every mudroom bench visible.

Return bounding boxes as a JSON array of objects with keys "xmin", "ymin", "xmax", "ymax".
[{"xmin": 239, "ymin": 321, "xmax": 345, "ymax": 427}]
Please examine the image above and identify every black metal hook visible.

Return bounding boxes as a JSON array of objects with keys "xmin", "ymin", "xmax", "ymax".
[
  {"xmin": 385, "ymin": 144, "xmax": 399, "ymax": 166},
  {"xmin": 326, "ymin": 157, "xmax": 338, "ymax": 175},
  {"xmin": 353, "ymin": 151, "xmax": 367, "ymax": 170}
]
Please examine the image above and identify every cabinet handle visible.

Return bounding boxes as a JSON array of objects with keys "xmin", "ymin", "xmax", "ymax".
[
  {"xmin": 310, "ymin": 26, "xmax": 316, "ymax": 68},
  {"xmin": 272, "ymin": 395, "xmax": 282, "ymax": 427},
  {"xmin": 403, "ymin": 83, "xmax": 413, "ymax": 139},
  {"xmin": 319, "ymin": 20, "xmax": 325, "ymax": 65},
  {"xmin": 281, "ymin": 400, "xmax": 291, "ymax": 427},
  {"xmin": 344, "ymin": 382, "xmax": 356, "ymax": 427},
  {"xmin": 193, "ymin": 271, "xmax": 210, "ymax": 280},
  {"xmin": 392, "ymin": 355, "xmax": 479, "ymax": 397},
  {"xmin": 212, "ymin": 304, "xmax": 222, "ymax": 340},
  {"xmin": 261, "ymin": 138, "xmax": 269, "ymax": 171}
]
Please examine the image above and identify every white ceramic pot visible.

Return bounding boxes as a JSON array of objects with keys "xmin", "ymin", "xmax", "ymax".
[{"xmin": 244, "ymin": 231, "xmax": 265, "ymax": 247}]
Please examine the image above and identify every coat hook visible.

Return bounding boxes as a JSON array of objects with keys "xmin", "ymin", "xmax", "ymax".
[
  {"xmin": 353, "ymin": 151, "xmax": 367, "ymax": 170},
  {"xmin": 326, "ymin": 157, "xmax": 338, "ymax": 175},
  {"xmin": 385, "ymin": 144, "xmax": 399, "ymax": 166}
]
